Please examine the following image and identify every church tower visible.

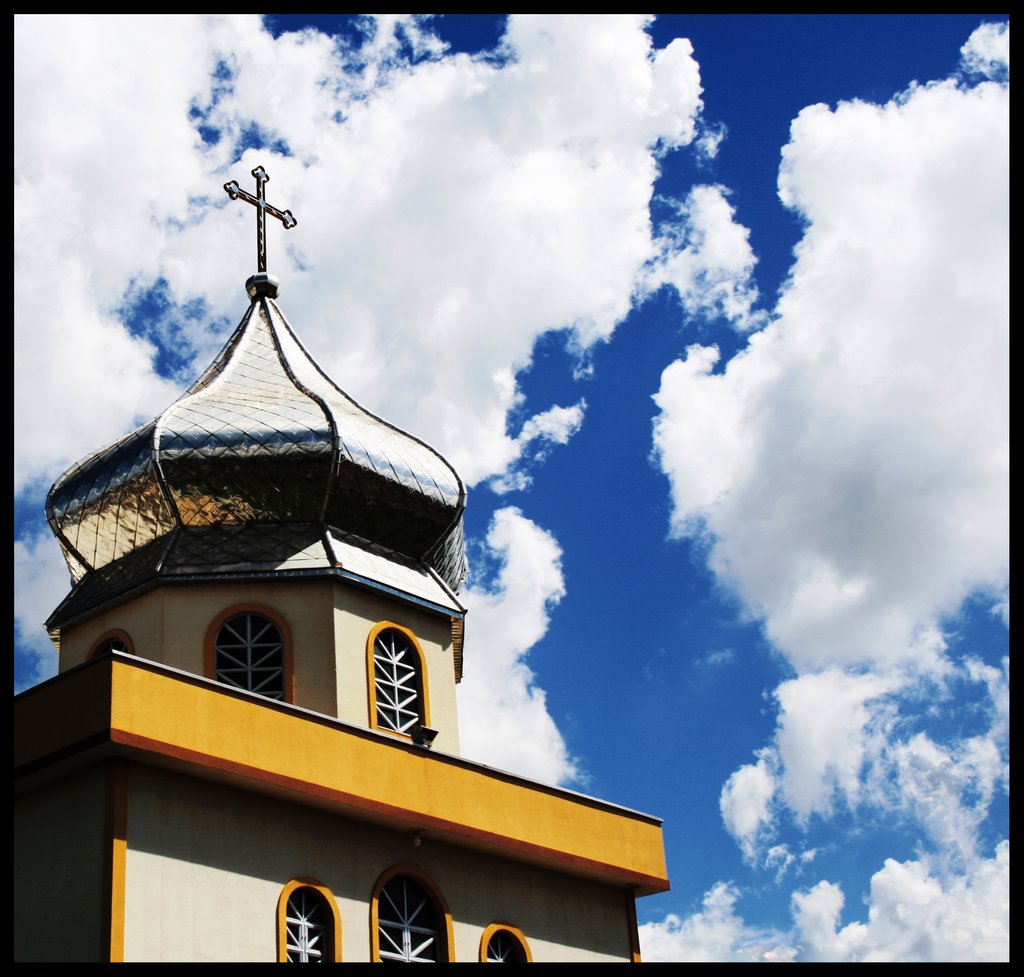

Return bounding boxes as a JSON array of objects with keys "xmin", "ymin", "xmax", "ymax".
[{"xmin": 14, "ymin": 167, "xmax": 669, "ymax": 963}]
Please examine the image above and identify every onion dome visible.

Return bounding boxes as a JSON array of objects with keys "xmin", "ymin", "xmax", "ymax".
[{"xmin": 45, "ymin": 282, "xmax": 467, "ymax": 627}]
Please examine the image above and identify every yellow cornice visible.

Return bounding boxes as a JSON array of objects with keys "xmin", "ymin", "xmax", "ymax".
[{"xmin": 15, "ymin": 654, "xmax": 669, "ymax": 896}]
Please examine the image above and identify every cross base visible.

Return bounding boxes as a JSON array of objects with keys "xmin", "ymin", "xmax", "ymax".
[{"xmin": 246, "ymin": 273, "xmax": 280, "ymax": 299}]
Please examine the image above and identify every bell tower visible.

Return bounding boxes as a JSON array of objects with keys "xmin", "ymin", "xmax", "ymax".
[{"xmin": 15, "ymin": 166, "xmax": 668, "ymax": 962}]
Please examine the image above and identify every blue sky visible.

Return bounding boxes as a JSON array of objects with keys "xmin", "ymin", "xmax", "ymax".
[{"xmin": 14, "ymin": 15, "xmax": 1008, "ymax": 961}]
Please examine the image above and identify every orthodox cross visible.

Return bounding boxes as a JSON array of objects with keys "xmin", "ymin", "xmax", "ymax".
[{"xmin": 223, "ymin": 165, "xmax": 297, "ymax": 274}]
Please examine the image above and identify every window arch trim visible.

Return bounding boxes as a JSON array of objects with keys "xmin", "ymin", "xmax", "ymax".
[
  {"xmin": 88, "ymin": 629, "xmax": 135, "ymax": 660},
  {"xmin": 479, "ymin": 922, "xmax": 533, "ymax": 963},
  {"xmin": 369, "ymin": 863, "xmax": 455, "ymax": 963},
  {"xmin": 366, "ymin": 622, "xmax": 431, "ymax": 738},
  {"xmin": 204, "ymin": 603, "xmax": 295, "ymax": 703},
  {"xmin": 276, "ymin": 877, "xmax": 342, "ymax": 963}
]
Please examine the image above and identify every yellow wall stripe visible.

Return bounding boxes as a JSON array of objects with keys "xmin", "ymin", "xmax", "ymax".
[{"xmin": 103, "ymin": 761, "xmax": 127, "ymax": 962}]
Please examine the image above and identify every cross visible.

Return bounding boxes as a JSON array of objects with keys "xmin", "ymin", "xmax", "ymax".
[{"xmin": 223, "ymin": 165, "xmax": 297, "ymax": 274}]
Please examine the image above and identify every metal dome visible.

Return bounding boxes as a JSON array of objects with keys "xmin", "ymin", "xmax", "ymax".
[{"xmin": 46, "ymin": 290, "xmax": 468, "ymax": 604}]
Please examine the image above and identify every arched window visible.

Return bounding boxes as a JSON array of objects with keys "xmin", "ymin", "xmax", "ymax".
[
  {"xmin": 207, "ymin": 607, "xmax": 291, "ymax": 701},
  {"xmin": 286, "ymin": 887, "xmax": 331, "ymax": 962},
  {"xmin": 88, "ymin": 630, "xmax": 134, "ymax": 659},
  {"xmin": 371, "ymin": 867, "xmax": 453, "ymax": 963},
  {"xmin": 480, "ymin": 923, "xmax": 532, "ymax": 963},
  {"xmin": 276, "ymin": 879, "xmax": 341, "ymax": 963},
  {"xmin": 368, "ymin": 624, "xmax": 429, "ymax": 737}
]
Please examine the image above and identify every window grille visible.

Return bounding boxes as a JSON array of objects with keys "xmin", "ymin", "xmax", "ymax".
[
  {"xmin": 285, "ymin": 886, "xmax": 331, "ymax": 963},
  {"xmin": 373, "ymin": 629, "xmax": 421, "ymax": 733},
  {"xmin": 486, "ymin": 929, "xmax": 528, "ymax": 963},
  {"xmin": 215, "ymin": 612, "xmax": 285, "ymax": 699},
  {"xmin": 377, "ymin": 875, "xmax": 440, "ymax": 962}
]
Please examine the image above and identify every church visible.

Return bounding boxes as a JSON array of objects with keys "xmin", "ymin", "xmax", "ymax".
[{"xmin": 14, "ymin": 166, "xmax": 669, "ymax": 963}]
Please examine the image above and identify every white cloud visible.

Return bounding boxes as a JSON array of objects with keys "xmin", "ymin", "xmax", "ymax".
[
  {"xmin": 888, "ymin": 657, "xmax": 1008, "ymax": 876},
  {"xmin": 13, "ymin": 531, "xmax": 70, "ymax": 690},
  {"xmin": 639, "ymin": 882, "xmax": 797, "ymax": 962},
  {"xmin": 650, "ymin": 29, "xmax": 1008, "ymax": 960},
  {"xmin": 290, "ymin": 15, "xmax": 700, "ymax": 484},
  {"xmin": 959, "ymin": 21, "xmax": 1009, "ymax": 79},
  {"xmin": 773, "ymin": 668, "xmax": 902, "ymax": 823},
  {"xmin": 792, "ymin": 842, "xmax": 1009, "ymax": 962},
  {"xmin": 694, "ymin": 122, "xmax": 726, "ymax": 161},
  {"xmin": 892, "ymin": 732, "xmax": 1003, "ymax": 873},
  {"xmin": 653, "ymin": 65, "xmax": 1008, "ymax": 675},
  {"xmin": 695, "ymin": 646, "xmax": 735, "ymax": 669},
  {"xmin": 762, "ymin": 844, "xmax": 818, "ymax": 884},
  {"xmin": 456, "ymin": 507, "xmax": 578, "ymax": 785},
  {"xmin": 490, "ymin": 400, "xmax": 587, "ymax": 493},
  {"xmin": 645, "ymin": 184, "xmax": 765, "ymax": 329},
  {"xmin": 14, "ymin": 14, "xmax": 229, "ymax": 494},
  {"xmin": 641, "ymin": 839, "xmax": 1008, "ymax": 962},
  {"xmin": 964, "ymin": 655, "xmax": 1008, "ymax": 735},
  {"xmin": 515, "ymin": 400, "xmax": 587, "ymax": 450},
  {"xmin": 721, "ymin": 658, "xmax": 1009, "ymax": 879},
  {"xmin": 640, "ymin": 838, "xmax": 1008, "ymax": 961},
  {"xmin": 719, "ymin": 749, "xmax": 777, "ymax": 861}
]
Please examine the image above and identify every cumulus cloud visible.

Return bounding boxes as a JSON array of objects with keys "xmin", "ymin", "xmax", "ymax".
[
  {"xmin": 719, "ymin": 749, "xmax": 777, "ymax": 861},
  {"xmin": 888, "ymin": 658, "xmax": 1009, "ymax": 876},
  {"xmin": 14, "ymin": 14, "xmax": 238, "ymax": 494},
  {"xmin": 641, "ymin": 842, "xmax": 1008, "ymax": 962},
  {"xmin": 653, "ymin": 67, "xmax": 1008, "ymax": 675},
  {"xmin": 13, "ymin": 530, "xmax": 70, "ymax": 690},
  {"xmin": 515, "ymin": 401, "xmax": 587, "ymax": 451},
  {"xmin": 645, "ymin": 184, "xmax": 765, "ymax": 330},
  {"xmin": 773, "ymin": 669, "xmax": 902, "ymax": 822},
  {"xmin": 959, "ymin": 21, "xmax": 1009, "ymax": 80},
  {"xmin": 490, "ymin": 400, "xmax": 587, "ymax": 493},
  {"xmin": 651, "ymin": 23, "xmax": 1008, "ymax": 960},
  {"xmin": 721, "ymin": 656, "xmax": 1008, "ymax": 877},
  {"xmin": 639, "ymin": 882, "xmax": 797, "ymax": 962},
  {"xmin": 792, "ymin": 843, "xmax": 1009, "ymax": 962},
  {"xmin": 892, "ymin": 734, "xmax": 1000, "ymax": 872},
  {"xmin": 456, "ymin": 507, "xmax": 578, "ymax": 785},
  {"xmin": 763, "ymin": 844, "xmax": 817, "ymax": 885},
  {"xmin": 964, "ymin": 655, "xmax": 1009, "ymax": 735}
]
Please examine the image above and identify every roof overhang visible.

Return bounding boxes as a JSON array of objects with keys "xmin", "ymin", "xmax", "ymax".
[{"xmin": 45, "ymin": 524, "xmax": 466, "ymax": 635}]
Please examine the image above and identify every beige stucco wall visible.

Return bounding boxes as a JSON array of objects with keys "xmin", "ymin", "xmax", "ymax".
[
  {"xmin": 332, "ymin": 585, "xmax": 460, "ymax": 754},
  {"xmin": 123, "ymin": 765, "xmax": 633, "ymax": 963},
  {"xmin": 56, "ymin": 576, "xmax": 459, "ymax": 752},
  {"xmin": 59, "ymin": 586, "xmax": 165, "ymax": 671},
  {"xmin": 14, "ymin": 767, "xmax": 108, "ymax": 961}
]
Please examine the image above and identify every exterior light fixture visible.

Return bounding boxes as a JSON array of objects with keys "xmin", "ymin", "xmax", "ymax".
[{"xmin": 411, "ymin": 724, "xmax": 439, "ymax": 748}]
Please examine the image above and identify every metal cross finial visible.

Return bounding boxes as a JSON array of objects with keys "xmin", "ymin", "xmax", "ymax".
[{"xmin": 224, "ymin": 165, "xmax": 297, "ymax": 274}]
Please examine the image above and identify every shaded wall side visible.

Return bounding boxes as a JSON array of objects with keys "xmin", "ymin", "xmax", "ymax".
[{"xmin": 14, "ymin": 766, "xmax": 108, "ymax": 962}]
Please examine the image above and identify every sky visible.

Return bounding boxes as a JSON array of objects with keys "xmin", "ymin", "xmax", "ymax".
[{"xmin": 14, "ymin": 14, "xmax": 1009, "ymax": 962}]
